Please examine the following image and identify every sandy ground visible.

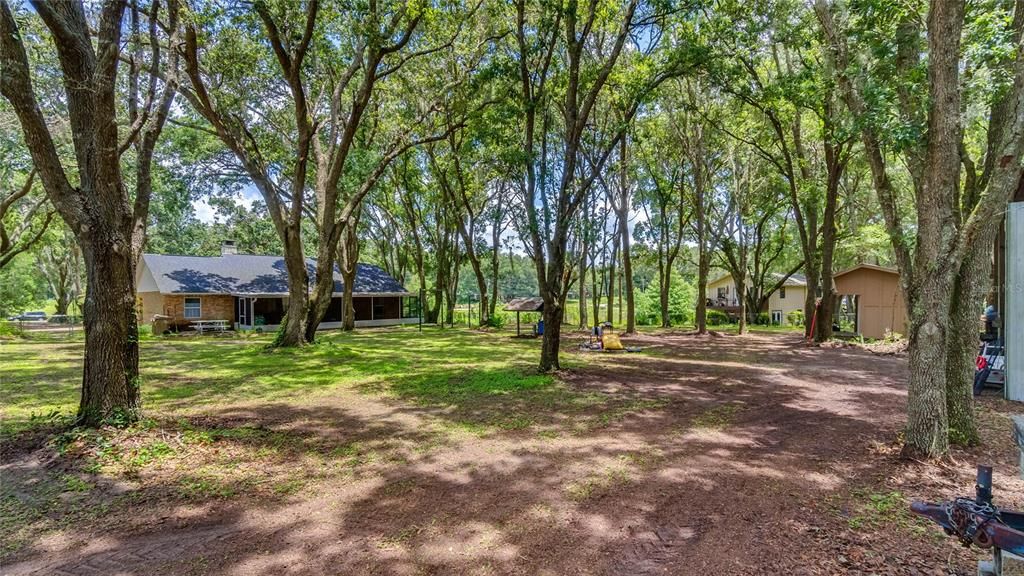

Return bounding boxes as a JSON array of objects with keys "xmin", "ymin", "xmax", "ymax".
[{"xmin": 4, "ymin": 330, "xmax": 1023, "ymax": 575}]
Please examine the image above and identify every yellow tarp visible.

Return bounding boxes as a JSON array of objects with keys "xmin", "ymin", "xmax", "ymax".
[{"xmin": 602, "ymin": 333, "xmax": 624, "ymax": 350}]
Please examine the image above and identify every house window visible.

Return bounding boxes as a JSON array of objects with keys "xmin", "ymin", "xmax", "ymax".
[
  {"xmin": 184, "ymin": 297, "xmax": 201, "ymax": 319},
  {"xmin": 373, "ymin": 299, "xmax": 385, "ymax": 319},
  {"xmin": 780, "ymin": 287, "xmax": 786, "ymax": 299},
  {"xmin": 717, "ymin": 287, "xmax": 728, "ymax": 299}
]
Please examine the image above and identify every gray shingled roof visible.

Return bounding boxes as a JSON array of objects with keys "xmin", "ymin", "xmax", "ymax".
[
  {"xmin": 782, "ymin": 273, "xmax": 807, "ymax": 286},
  {"xmin": 710, "ymin": 271, "xmax": 807, "ymax": 287},
  {"xmin": 504, "ymin": 297, "xmax": 544, "ymax": 312},
  {"xmin": 140, "ymin": 254, "xmax": 409, "ymax": 295}
]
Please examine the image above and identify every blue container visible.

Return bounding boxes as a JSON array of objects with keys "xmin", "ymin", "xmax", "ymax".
[{"xmin": 537, "ymin": 320, "xmax": 544, "ymax": 335}]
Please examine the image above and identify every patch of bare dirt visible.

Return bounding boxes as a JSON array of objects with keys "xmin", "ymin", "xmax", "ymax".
[
  {"xmin": 817, "ymin": 336, "xmax": 910, "ymax": 356},
  {"xmin": 4, "ymin": 331, "xmax": 1021, "ymax": 575}
]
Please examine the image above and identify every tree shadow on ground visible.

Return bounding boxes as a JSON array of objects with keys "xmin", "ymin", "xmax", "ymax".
[{"xmin": 2, "ymin": 330, "xmax": 987, "ymax": 576}]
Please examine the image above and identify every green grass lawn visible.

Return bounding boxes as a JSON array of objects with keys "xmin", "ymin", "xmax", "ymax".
[
  {"xmin": 2, "ymin": 325, "xmax": 672, "ymax": 558},
  {"xmin": 2, "ymin": 322, "xmax": 802, "ymax": 438},
  {"xmin": 1, "ymin": 322, "xmax": 802, "ymax": 440},
  {"xmin": 1, "ymin": 326, "xmax": 562, "ymax": 438},
  {"xmin": 1, "ymin": 327, "xmax": 553, "ymax": 555}
]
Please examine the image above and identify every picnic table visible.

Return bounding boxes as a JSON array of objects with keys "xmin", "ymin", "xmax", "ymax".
[{"xmin": 190, "ymin": 319, "xmax": 230, "ymax": 334}]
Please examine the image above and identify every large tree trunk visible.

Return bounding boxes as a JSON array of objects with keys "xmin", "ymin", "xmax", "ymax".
[
  {"xmin": 718, "ymin": 239, "xmax": 750, "ymax": 335},
  {"xmin": 1, "ymin": 0, "xmax": 180, "ymax": 425},
  {"xmin": 539, "ymin": 301, "xmax": 563, "ymax": 371},
  {"xmin": 339, "ymin": 220, "xmax": 360, "ymax": 332},
  {"xmin": 275, "ymin": 227, "xmax": 310, "ymax": 345},
  {"xmin": 736, "ymin": 270, "xmax": 747, "ymax": 335},
  {"xmin": 618, "ymin": 268, "xmax": 624, "ymax": 325},
  {"xmin": 621, "ymin": 237, "xmax": 634, "ymax": 332},
  {"xmin": 905, "ymin": 282, "xmax": 954, "ymax": 457},
  {"xmin": 736, "ymin": 232, "xmax": 749, "ymax": 335},
  {"xmin": 696, "ymin": 246, "xmax": 709, "ymax": 333},
  {"xmin": 305, "ymin": 222, "xmax": 341, "ymax": 342},
  {"xmin": 78, "ymin": 239, "xmax": 141, "ymax": 425},
  {"xmin": 944, "ymin": 2, "xmax": 1024, "ymax": 445},
  {"xmin": 815, "ymin": 241, "xmax": 837, "ymax": 342},
  {"xmin": 578, "ymin": 192, "xmax": 589, "ymax": 330},
  {"xmin": 659, "ymin": 264, "xmax": 671, "ymax": 328},
  {"xmin": 803, "ymin": 258, "xmax": 819, "ymax": 336},
  {"xmin": 445, "ymin": 233, "xmax": 460, "ymax": 326},
  {"xmin": 688, "ymin": 97, "xmax": 711, "ymax": 335},
  {"xmin": 341, "ymin": 270, "xmax": 356, "ymax": 331},
  {"xmin": 814, "ymin": 95, "xmax": 846, "ymax": 341},
  {"xmin": 416, "ymin": 256, "xmax": 428, "ymax": 317},
  {"xmin": 429, "ymin": 226, "xmax": 448, "ymax": 324},
  {"xmin": 429, "ymin": 273, "xmax": 444, "ymax": 324},
  {"xmin": 465, "ymin": 254, "xmax": 489, "ymax": 326},
  {"xmin": 902, "ymin": 0, "xmax": 968, "ymax": 458},
  {"xmin": 539, "ymin": 253, "xmax": 567, "ymax": 371},
  {"xmin": 578, "ymin": 252, "xmax": 588, "ymax": 329},
  {"xmin": 182, "ymin": 9, "xmax": 314, "ymax": 348},
  {"xmin": 490, "ymin": 216, "xmax": 501, "ymax": 319},
  {"xmin": 428, "ymin": 288, "xmax": 442, "ymax": 323},
  {"xmin": 694, "ymin": 164, "xmax": 709, "ymax": 334},
  {"xmin": 944, "ymin": 229, "xmax": 994, "ymax": 446},
  {"xmin": 54, "ymin": 287, "xmax": 70, "ymax": 316},
  {"xmin": 618, "ymin": 136, "xmax": 635, "ymax": 333},
  {"xmin": 537, "ymin": 222, "xmax": 571, "ymax": 370},
  {"xmin": 747, "ymin": 292, "xmax": 764, "ymax": 325},
  {"xmin": 606, "ymin": 231, "xmax": 618, "ymax": 325}
]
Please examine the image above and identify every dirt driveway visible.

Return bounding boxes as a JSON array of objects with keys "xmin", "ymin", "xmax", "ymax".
[{"xmin": 4, "ymin": 331, "xmax": 1023, "ymax": 575}]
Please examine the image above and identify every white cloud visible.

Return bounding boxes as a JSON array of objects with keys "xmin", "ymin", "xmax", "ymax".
[
  {"xmin": 193, "ymin": 196, "xmax": 217, "ymax": 223},
  {"xmin": 191, "ymin": 184, "xmax": 260, "ymax": 224}
]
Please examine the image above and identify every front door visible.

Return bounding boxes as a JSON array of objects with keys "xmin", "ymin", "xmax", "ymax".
[{"xmin": 236, "ymin": 297, "xmax": 248, "ymax": 327}]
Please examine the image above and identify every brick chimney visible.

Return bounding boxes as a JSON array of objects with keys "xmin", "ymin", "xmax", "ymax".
[{"xmin": 221, "ymin": 240, "xmax": 238, "ymax": 256}]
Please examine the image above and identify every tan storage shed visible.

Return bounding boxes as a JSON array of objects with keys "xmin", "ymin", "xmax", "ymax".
[{"xmin": 833, "ymin": 264, "xmax": 908, "ymax": 340}]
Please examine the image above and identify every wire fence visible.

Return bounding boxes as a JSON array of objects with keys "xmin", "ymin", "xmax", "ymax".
[
  {"xmin": 1, "ymin": 315, "xmax": 83, "ymax": 338},
  {"xmin": 440, "ymin": 299, "xmax": 634, "ymax": 330}
]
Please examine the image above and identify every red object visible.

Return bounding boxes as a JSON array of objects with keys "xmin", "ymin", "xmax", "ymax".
[
  {"xmin": 808, "ymin": 302, "xmax": 819, "ymax": 341},
  {"xmin": 977, "ymin": 356, "xmax": 988, "ymax": 370}
]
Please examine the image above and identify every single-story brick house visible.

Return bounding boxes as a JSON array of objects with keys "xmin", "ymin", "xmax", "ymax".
[{"xmin": 136, "ymin": 242, "xmax": 419, "ymax": 330}]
